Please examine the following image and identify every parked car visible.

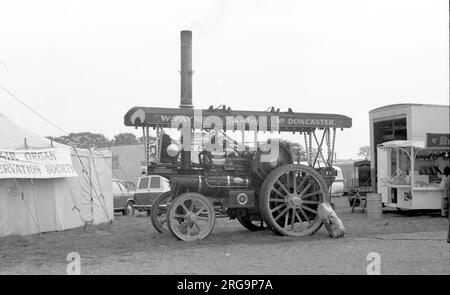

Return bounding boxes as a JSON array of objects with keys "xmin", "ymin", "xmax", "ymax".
[
  {"xmin": 123, "ymin": 181, "xmax": 137, "ymax": 191},
  {"xmin": 330, "ymin": 166, "xmax": 344, "ymax": 197},
  {"xmin": 298, "ymin": 162, "xmax": 345, "ymax": 197},
  {"xmin": 133, "ymin": 175, "xmax": 170, "ymax": 215},
  {"xmin": 112, "ymin": 178, "xmax": 135, "ymax": 215}
]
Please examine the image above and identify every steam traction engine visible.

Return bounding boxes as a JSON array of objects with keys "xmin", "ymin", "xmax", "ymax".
[
  {"xmin": 124, "ymin": 106, "xmax": 351, "ymax": 241},
  {"xmin": 123, "ymin": 31, "xmax": 352, "ymax": 241}
]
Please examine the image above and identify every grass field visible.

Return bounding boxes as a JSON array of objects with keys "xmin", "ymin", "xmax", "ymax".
[{"xmin": 0, "ymin": 197, "xmax": 448, "ymax": 275}]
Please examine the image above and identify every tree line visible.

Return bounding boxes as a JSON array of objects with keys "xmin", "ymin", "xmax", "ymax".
[
  {"xmin": 47, "ymin": 133, "xmax": 310, "ymax": 160},
  {"xmin": 47, "ymin": 132, "xmax": 156, "ymax": 150},
  {"xmin": 47, "ymin": 132, "xmax": 371, "ymax": 161}
]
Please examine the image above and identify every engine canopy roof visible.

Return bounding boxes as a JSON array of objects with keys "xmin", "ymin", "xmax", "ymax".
[{"xmin": 124, "ymin": 106, "xmax": 352, "ymax": 132}]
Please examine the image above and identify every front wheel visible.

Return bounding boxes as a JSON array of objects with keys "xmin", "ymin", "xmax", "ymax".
[
  {"xmin": 150, "ymin": 191, "xmax": 173, "ymax": 234},
  {"xmin": 236, "ymin": 214, "xmax": 267, "ymax": 231},
  {"xmin": 260, "ymin": 164, "xmax": 327, "ymax": 237},
  {"xmin": 167, "ymin": 192, "xmax": 215, "ymax": 241}
]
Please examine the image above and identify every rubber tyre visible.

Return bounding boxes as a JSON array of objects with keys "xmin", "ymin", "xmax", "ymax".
[{"xmin": 123, "ymin": 201, "xmax": 135, "ymax": 216}]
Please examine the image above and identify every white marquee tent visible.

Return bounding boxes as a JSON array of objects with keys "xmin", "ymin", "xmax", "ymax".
[{"xmin": 0, "ymin": 113, "xmax": 113, "ymax": 237}]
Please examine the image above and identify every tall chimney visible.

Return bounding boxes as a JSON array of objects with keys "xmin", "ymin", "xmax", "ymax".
[{"xmin": 179, "ymin": 30, "xmax": 193, "ymax": 108}]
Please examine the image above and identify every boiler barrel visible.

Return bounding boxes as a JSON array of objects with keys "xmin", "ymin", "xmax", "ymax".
[{"xmin": 170, "ymin": 175, "xmax": 249, "ymax": 195}]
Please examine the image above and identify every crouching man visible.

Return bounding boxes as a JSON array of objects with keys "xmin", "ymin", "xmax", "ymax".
[{"xmin": 318, "ymin": 202, "xmax": 345, "ymax": 238}]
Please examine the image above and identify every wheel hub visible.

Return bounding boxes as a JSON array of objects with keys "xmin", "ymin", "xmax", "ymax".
[
  {"xmin": 186, "ymin": 212, "xmax": 198, "ymax": 223},
  {"xmin": 287, "ymin": 194, "xmax": 302, "ymax": 208}
]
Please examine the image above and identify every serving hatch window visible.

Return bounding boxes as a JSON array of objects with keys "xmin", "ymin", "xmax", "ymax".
[
  {"xmin": 372, "ymin": 117, "xmax": 407, "ymax": 189},
  {"xmin": 391, "ymin": 148, "xmax": 411, "ymax": 177}
]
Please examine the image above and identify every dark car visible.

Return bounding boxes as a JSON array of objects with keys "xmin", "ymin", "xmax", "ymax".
[
  {"xmin": 113, "ymin": 179, "xmax": 135, "ymax": 215},
  {"xmin": 123, "ymin": 181, "xmax": 137, "ymax": 191}
]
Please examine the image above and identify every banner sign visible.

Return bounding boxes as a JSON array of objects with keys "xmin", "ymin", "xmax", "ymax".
[
  {"xmin": 124, "ymin": 107, "xmax": 353, "ymax": 130},
  {"xmin": 144, "ymin": 114, "xmax": 341, "ymax": 128},
  {"xmin": 0, "ymin": 148, "xmax": 78, "ymax": 179},
  {"xmin": 425, "ymin": 133, "xmax": 450, "ymax": 149}
]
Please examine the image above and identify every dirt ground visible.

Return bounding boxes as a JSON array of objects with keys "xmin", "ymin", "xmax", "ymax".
[{"xmin": 1, "ymin": 197, "xmax": 449, "ymax": 275}]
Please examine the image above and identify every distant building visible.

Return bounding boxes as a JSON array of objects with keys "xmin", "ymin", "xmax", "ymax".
[
  {"xmin": 101, "ymin": 144, "xmax": 148, "ymax": 185},
  {"xmin": 334, "ymin": 159, "xmax": 358, "ymax": 180},
  {"xmin": 101, "ymin": 134, "xmax": 204, "ymax": 184}
]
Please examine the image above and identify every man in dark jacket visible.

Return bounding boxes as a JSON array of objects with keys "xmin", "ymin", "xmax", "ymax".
[{"xmin": 447, "ymin": 178, "xmax": 450, "ymax": 243}]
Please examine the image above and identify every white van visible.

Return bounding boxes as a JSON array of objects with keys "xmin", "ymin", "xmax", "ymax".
[
  {"xmin": 133, "ymin": 175, "xmax": 170, "ymax": 215},
  {"xmin": 330, "ymin": 166, "xmax": 344, "ymax": 196}
]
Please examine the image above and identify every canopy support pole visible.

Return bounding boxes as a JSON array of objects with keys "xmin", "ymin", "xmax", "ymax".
[{"xmin": 410, "ymin": 146, "xmax": 415, "ymax": 186}]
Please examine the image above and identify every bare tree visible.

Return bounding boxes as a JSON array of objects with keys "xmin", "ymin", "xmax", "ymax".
[
  {"xmin": 113, "ymin": 133, "xmax": 139, "ymax": 146},
  {"xmin": 358, "ymin": 146, "xmax": 371, "ymax": 160}
]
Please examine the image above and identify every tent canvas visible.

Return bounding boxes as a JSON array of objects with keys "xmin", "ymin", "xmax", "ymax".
[{"xmin": 0, "ymin": 113, "xmax": 113, "ymax": 237}]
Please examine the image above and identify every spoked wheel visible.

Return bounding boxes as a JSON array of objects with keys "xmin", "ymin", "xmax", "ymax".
[
  {"xmin": 237, "ymin": 215, "xmax": 267, "ymax": 231},
  {"xmin": 260, "ymin": 164, "xmax": 328, "ymax": 237},
  {"xmin": 167, "ymin": 192, "xmax": 216, "ymax": 241},
  {"xmin": 150, "ymin": 191, "xmax": 173, "ymax": 234}
]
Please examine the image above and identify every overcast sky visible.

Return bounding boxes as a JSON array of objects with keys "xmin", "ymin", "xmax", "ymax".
[{"xmin": 0, "ymin": 0, "xmax": 448, "ymax": 159}]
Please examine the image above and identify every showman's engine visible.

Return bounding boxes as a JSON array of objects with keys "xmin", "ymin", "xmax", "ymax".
[
  {"xmin": 149, "ymin": 131, "xmax": 294, "ymax": 218},
  {"xmin": 124, "ymin": 30, "xmax": 352, "ymax": 241}
]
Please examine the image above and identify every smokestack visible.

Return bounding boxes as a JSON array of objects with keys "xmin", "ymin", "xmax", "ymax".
[{"xmin": 179, "ymin": 30, "xmax": 193, "ymax": 109}]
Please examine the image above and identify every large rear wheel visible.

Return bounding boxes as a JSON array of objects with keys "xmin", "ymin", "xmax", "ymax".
[
  {"xmin": 167, "ymin": 192, "xmax": 215, "ymax": 241},
  {"xmin": 260, "ymin": 164, "xmax": 328, "ymax": 237}
]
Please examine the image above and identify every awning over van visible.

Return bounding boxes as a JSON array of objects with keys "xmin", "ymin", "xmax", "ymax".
[
  {"xmin": 378, "ymin": 140, "xmax": 426, "ymax": 149},
  {"xmin": 377, "ymin": 139, "xmax": 449, "ymax": 151}
]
